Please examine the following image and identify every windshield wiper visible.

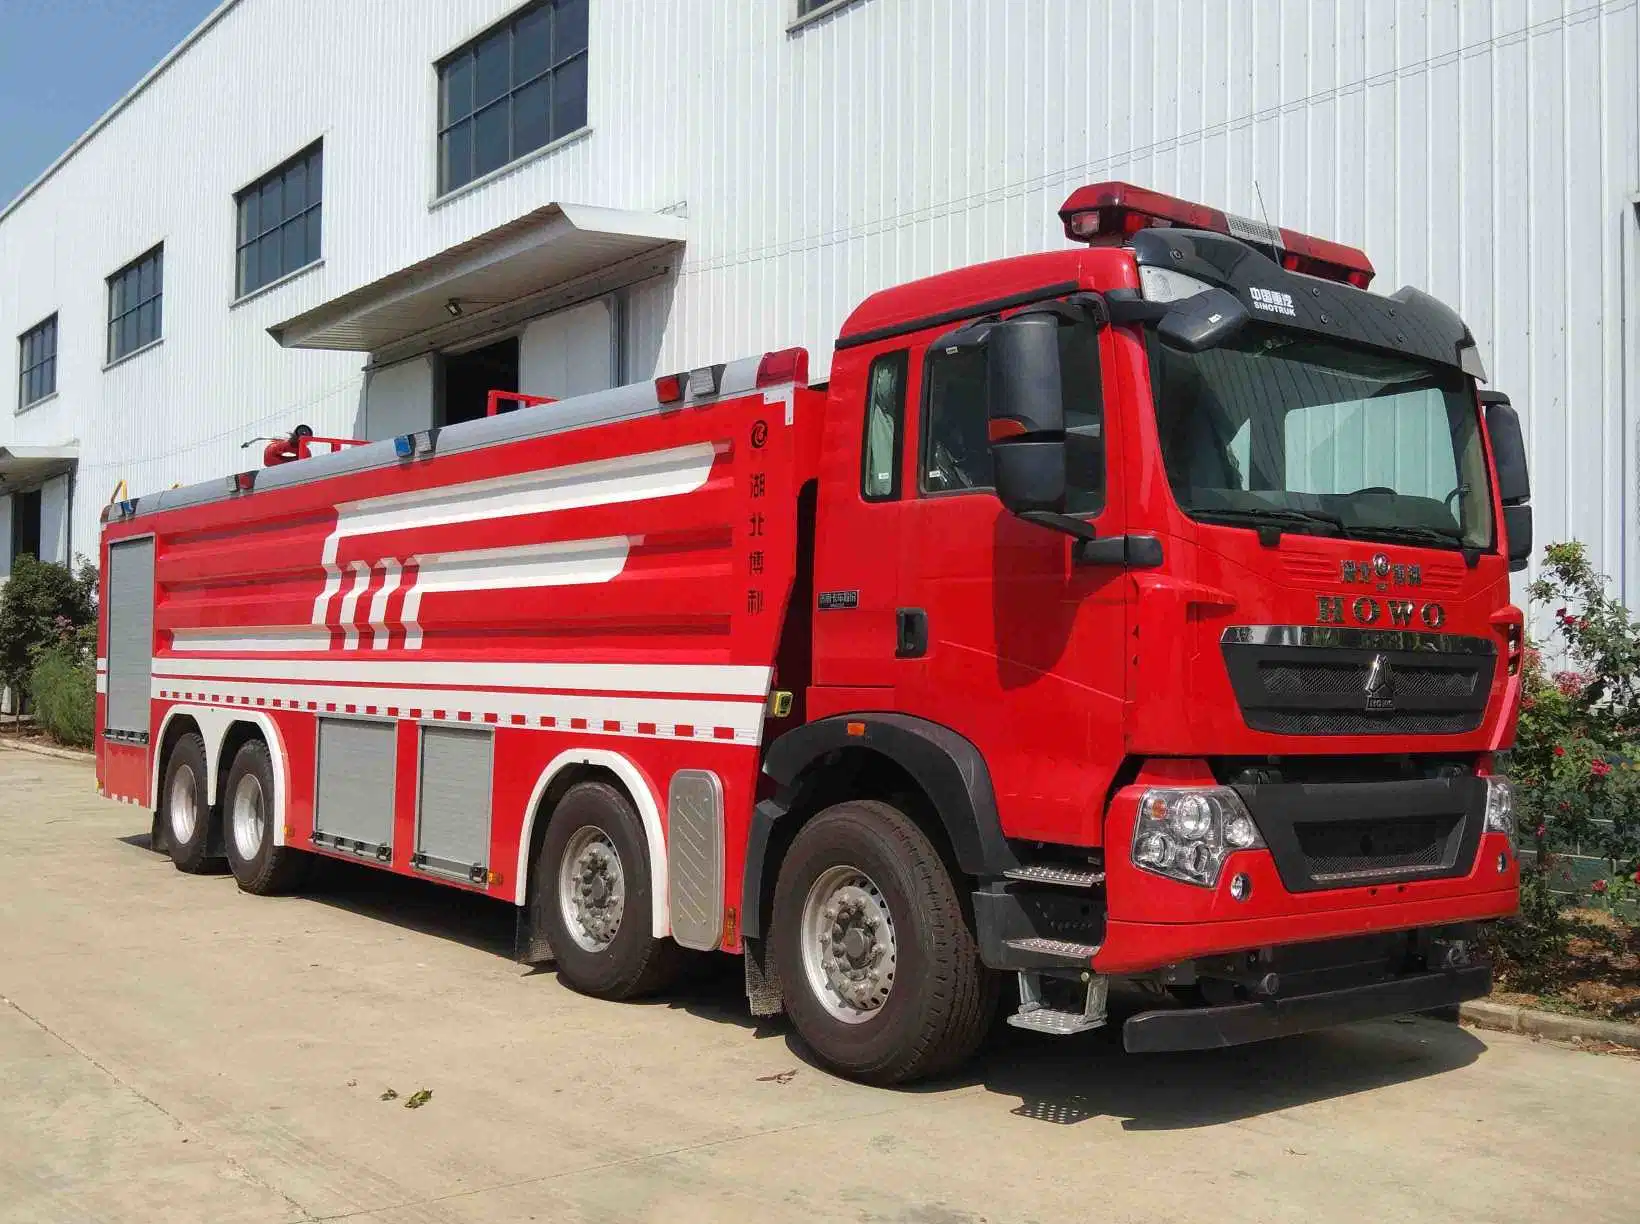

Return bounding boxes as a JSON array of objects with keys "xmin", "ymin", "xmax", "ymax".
[
  {"xmin": 1345, "ymin": 522, "xmax": 1467, "ymax": 548},
  {"xmin": 1190, "ymin": 506, "xmax": 1345, "ymax": 537}
]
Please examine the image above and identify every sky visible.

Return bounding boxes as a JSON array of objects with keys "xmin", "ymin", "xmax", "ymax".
[{"xmin": 0, "ymin": 0, "xmax": 219, "ymax": 207}]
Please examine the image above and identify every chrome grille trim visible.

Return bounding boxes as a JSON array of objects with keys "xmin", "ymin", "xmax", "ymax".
[{"xmin": 1220, "ymin": 625, "xmax": 1495, "ymax": 654}]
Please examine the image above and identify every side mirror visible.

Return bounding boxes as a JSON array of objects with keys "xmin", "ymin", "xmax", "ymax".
[
  {"xmin": 1156, "ymin": 287, "xmax": 1251, "ymax": 353},
  {"xmin": 987, "ymin": 313, "xmax": 1065, "ymax": 514},
  {"xmin": 1503, "ymin": 504, "xmax": 1533, "ymax": 573},
  {"xmin": 1482, "ymin": 393, "xmax": 1530, "ymax": 506},
  {"xmin": 1481, "ymin": 391, "xmax": 1531, "ymax": 572}
]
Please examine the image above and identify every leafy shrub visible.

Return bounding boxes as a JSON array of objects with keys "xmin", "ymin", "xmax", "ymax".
[
  {"xmin": 29, "ymin": 644, "xmax": 94, "ymax": 747},
  {"xmin": 0, "ymin": 554, "xmax": 97, "ymax": 736},
  {"xmin": 1492, "ymin": 541, "xmax": 1640, "ymax": 974}
]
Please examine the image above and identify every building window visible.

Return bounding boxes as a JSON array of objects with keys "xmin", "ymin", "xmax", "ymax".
[
  {"xmin": 437, "ymin": 0, "xmax": 589, "ymax": 196},
  {"xmin": 236, "ymin": 142, "xmax": 323, "ymax": 297},
  {"xmin": 107, "ymin": 245, "xmax": 163, "ymax": 364},
  {"xmin": 18, "ymin": 314, "xmax": 57, "ymax": 409}
]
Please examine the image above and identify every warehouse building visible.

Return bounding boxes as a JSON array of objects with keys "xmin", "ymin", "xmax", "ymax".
[{"xmin": 0, "ymin": 0, "xmax": 1637, "ymax": 602}]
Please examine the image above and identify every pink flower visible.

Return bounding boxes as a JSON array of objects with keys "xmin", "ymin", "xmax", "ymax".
[
  {"xmin": 1592, "ymin": 879, "xmax": 1609, "ymax": 895},
  {"xmin": 1535, "ymin": 824, "xmax": 1547, "ymax": 839},
  {"xmin": 1591, "ymin": 759, "xmax": 1612, "ymax": 779},
  {"xmin": 1554, "ymin": 671, "xmax": 1588, "ymax": 697}
]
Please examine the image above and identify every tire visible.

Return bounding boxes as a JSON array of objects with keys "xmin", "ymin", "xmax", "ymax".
[
  {"xmin": 771, "ymin": 799, "xmax": 997, "ymax": 1085},
  {"xmin": 161, "ymin": 732, "xmax": 216, "ymax": 874},
  {"xmin": 535, "ymin": 780, "xmax": 683, "ymax": 1000},
  {"xmin": 222, "ymin": 739, "xmax": 308, "ymax": 895}
]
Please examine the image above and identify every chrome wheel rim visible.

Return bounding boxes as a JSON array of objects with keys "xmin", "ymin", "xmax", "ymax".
[
  {"xmin": 168, "ymin": 764, "xmax": 198, "ymax": 845},
  {"xmin": 800, "ymin": 864, "xmax": 897, "ymax": 1024},
  {"xmin": 558, "ymin": 826, "xmax": 626, "ymax": 953},
  {"xmin": 230, "ymin": 772, "xmax": 266, "ymax": 862}
]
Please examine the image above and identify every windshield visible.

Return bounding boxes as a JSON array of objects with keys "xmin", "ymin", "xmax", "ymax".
[{"xmin": 1145, "ymin": 327, "xmax": 1493, "ymax": 549}]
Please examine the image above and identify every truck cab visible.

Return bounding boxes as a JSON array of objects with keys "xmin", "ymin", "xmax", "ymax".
[{"xmin": 762, "ymin": 183, "xmax": 1526, "ymax": 1059}]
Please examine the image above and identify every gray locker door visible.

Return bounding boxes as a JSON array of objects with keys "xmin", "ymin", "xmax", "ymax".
[
  {"xmin": 415, "ymin": 726, "xmax": 493, "ymax": 882},
  {"xmin": 105, "ymin": 538, "xmax": 155, "ymax": 738},
  {"xmin": 313, "ymin": 718, "xmax": 396, "ymax": 857}
]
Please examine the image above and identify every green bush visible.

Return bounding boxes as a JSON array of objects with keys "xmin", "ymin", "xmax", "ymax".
[
  {"xmin": 0, "ymin": 553, "xmax": 97, "ymax": 708},
  {"xmin": 1491, "ymin": 540, "xmax": 1640, "ymax": 975},
  {"xmin": 29, "ymin": 645, "xmax": 94, "ymax": 747}
]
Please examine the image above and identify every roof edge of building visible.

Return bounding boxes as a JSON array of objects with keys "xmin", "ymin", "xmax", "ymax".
[{"xmin": 0, "ymin": 0, "xmax": 243, "ymax": 226}]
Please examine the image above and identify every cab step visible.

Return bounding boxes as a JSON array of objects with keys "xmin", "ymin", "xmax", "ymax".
[
  {"xmin": 1003, "ymin": 936, "xmax": 1101, "ymax": 967},
  {"xmin": 1003, "ymin": 864, "xmax": 1105, "ymax": 888},
  {"xmin": 1007, "ymin": 970, "xmax": 1109, "ymax": 1036}
]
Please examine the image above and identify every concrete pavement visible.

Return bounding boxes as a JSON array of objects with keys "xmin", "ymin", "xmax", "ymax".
[{"xmin": 1, "ymin": 750, "xmax": 1635, "ymax": 1224}]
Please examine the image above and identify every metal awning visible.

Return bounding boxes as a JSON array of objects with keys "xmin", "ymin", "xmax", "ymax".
[
  {"xmin": 268, "ymin": 202, "xmax": 685, "ymax": 354},
  {"xmin": 0, "ymin": 442, "xmax": 78, "ymax": 487}
]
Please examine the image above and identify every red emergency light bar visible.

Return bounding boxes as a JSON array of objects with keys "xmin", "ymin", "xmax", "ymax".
[{"xmin": 1058, "ymin": 182, "xmax": 1375, "ymax": 289}]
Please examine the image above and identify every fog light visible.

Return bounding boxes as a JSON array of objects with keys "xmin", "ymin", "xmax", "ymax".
[
  {"xmin": 1229, "ymin": 872, "xmax": 1252, "ymax": 902},
  {"xmin": 1497, "ymin": 852, "xmax": 1508, "ymax": 874}
]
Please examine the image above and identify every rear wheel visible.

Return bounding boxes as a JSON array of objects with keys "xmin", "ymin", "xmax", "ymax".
[
  {"xmin": 535, "ymin": 780, "xmax": 682, "ymax": 1000},
  {"xmin": 222, "ymin": 739, "xmax": 307, "ymax": 895},
  {"xmin": 771, "ymin": 800, "xmax": 996, "ymax": 1084},
  {"xmin": 162, "ymin": 732, "xmax": 215, "ymax": 874}
]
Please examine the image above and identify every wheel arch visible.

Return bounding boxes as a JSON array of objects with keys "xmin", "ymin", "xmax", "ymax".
[
  {"xmin": 515, "ymin": 748, "xmax": 669, "ymax": 938},
  {"xmin": 150, "ymin": 706, "xmax": 290, "ymax": 844},
  {"xmin": 742, "ymin": 713, "xmax": 1016, "ymax": 941}
]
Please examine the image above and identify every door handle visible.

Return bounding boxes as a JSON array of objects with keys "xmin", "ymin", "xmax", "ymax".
[{"xmin": 896, "ymin": 608, "xmax": 928, "ymax": 658}]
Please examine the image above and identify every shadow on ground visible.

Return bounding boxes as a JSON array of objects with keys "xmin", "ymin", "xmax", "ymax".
[{"xmin": 117, "ymin": 828, "xmax": 1491, "ymax": 1132}]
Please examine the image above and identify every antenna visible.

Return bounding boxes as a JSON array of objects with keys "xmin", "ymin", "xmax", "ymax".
[{"xmin": 1253, "ymin": 180, "xmax": 1275, "ymax": 236}]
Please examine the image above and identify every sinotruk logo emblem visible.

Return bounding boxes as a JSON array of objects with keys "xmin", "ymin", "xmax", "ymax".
[{"xmin": 1363, "ymin": 653, "xmax": 1396, "ymax": 711}]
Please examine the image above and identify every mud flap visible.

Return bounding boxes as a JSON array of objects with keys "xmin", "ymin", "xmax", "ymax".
[
  {"xmin": 743, "ymin": 936, "xmax": 783, "ymax": 1017},
  {"xmin": 513, "ymin": 905, "xmax": 555, "ymax": 966},
  {"xmin": 149, "ymin": 807, "xmax": 168, "ymax": 856}
]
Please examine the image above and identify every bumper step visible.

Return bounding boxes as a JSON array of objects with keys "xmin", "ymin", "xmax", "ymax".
[
  {"xmin": 1007, "ymin": 970, "xmax": 1109, "ymax": 1037},
  {"xmin": 1003, "ymin": 864, "xmax": 1105, "ymax": 888},
  {"xmin": 1009, "ymin": 1005, "xmax": 1105, "ymax": 1036}
]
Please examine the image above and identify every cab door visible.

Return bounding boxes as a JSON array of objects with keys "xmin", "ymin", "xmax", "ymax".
[
  {"xmin": 893, "ymin": 318, "xmax": 1130, "ymax": 846},
  {"xmin": 810, "ymin": 343, "xmax": 918, "ymax": 696}
]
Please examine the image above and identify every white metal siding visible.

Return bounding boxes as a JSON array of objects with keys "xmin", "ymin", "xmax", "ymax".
[{"xmin": 0, "ymin": 0, "xmax": 1636, "ymax": 603}]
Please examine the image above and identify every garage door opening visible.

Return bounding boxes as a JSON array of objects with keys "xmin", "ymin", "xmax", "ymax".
[{"xmin": 439, "ymin": 336, "xmax": 519, "ymax": 427}]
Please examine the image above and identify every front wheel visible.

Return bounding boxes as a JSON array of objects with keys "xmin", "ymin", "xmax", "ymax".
[{"xmin": 771, "ymin": 800, "xmax": 996, "ymax": 1084}]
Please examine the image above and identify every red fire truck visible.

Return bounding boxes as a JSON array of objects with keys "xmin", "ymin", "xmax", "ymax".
[{"xmin": 97, "ymin": 183, "xmax": 1530, "ymax": 1083}]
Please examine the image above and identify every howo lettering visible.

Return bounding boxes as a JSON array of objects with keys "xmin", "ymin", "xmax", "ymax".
[{"xmin": 96, "ymin": 183, "xmax": 1530, "ymax": 1083}]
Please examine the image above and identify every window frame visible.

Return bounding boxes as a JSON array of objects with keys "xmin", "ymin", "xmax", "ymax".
[
  {"xmin": 17, "ymin": 313, "xmax": 58, "ymax": 411},
  {"xmin": 917, "ymin": 312, "xmax": 1108, "ymax": 516},
  {"xmin": 860, "ymin": 348, "xmax": 908, "ymax": 502},
  {"xmin": 106, "ymin": 244, "xmax": 164, "ymax": 366},
  {"xmin": 434, "ymin": 0, "xmax": 590, "ymax": 198},
  {"xmin": 234, "ymin": 140, "xmax": 324, "ymax": 300}
]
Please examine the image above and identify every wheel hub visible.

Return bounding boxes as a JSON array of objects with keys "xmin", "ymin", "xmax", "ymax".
[
  {"xmin": 231, "ymin": 772, "xmax": 265, "ymax": 862},
  {"xmin": 802, "ymin": 867, "xmax": 897, "ymax": 1023},
  {"xmin": 559, "ymin": 828, "xmax": 625, "ymax": 953},
  {"xmin": 168, "ymin": 764, "xmax": 198, "ymax": 844}
]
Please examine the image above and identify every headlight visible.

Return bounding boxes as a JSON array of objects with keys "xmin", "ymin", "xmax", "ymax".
[
  {"xmin": 1483, "ymin": 776, "xmax": 1514, "ymax": 839},
  {"xmin": 1131, "ymin": 786, "xmax": 1265, "ymax": 887}
]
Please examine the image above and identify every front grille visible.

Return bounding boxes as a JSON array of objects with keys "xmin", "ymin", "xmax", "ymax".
[
  {"xmin": 1256, "ymin": 711, "xmax": 1481, "ymax": 735},
  {"xmin": 1295, "ymin": 815, "xmax": 1457, "ymax": 880},
  {"xmin": 1222, "ymin": 632, "xmax": 1494, "ymax": 737},
  {"xmin": 1232, "ymin": 775, "xmax": 1485, "ymax": 892}
]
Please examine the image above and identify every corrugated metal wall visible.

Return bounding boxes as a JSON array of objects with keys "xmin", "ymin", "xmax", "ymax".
[{"xmin": 1, "ymin": 0, "xmax": 1636, "ymax": 602}]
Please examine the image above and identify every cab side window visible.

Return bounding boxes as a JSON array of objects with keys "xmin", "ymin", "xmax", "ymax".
[
  {"xmin": 922, "ymin": 344, "xmax": 991, "ymax": 493},
  {"xmin": 861, "ymin": 350, "xmax": 908, "ymax": 500},
  {"xmin": 921, "ymin": 320, "xmax": 1106, "ymax": 514}
]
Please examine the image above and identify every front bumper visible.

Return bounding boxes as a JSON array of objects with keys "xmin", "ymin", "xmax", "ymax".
[{"xmin": 1123, "ymin": 963, "xmax": 1491, "ymax": 1052}]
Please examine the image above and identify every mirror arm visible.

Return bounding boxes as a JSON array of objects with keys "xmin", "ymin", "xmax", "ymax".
[
  {"xmin": 1103, "ymin": 291, "xmax": 1170, "ymax": 325},
  {"xmin": 1017, "ymin": 512, "xmax": 1165, "ymax": 568}
]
